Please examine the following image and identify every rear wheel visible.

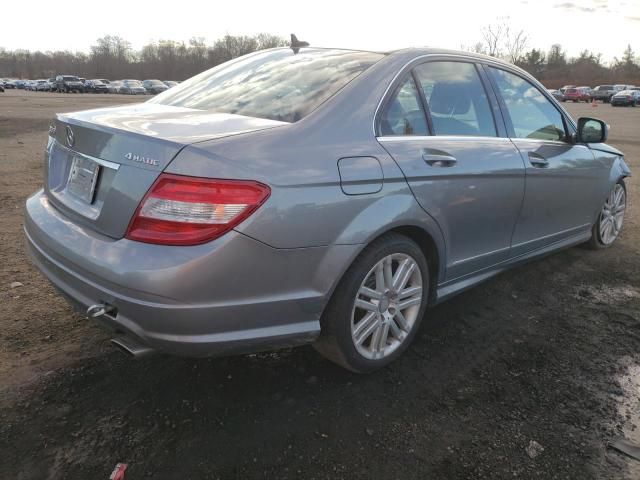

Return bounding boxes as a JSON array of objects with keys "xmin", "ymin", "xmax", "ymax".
[
  {"xmin": 587, "ymin": 180, "xmax": 626, "ymax": 249},
  {"xmin": 314, "ymin": 233, "xmax": 429, "ymax": 373}
]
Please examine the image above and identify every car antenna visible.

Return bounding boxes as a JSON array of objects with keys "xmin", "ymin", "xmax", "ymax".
[{"xmin": 290, "ymin": 34, "xmax": 309, "ymax": 54}]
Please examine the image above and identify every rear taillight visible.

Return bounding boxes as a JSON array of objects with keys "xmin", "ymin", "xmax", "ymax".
[{"xmin": 125, "ymin": 173, "xmax": 270, "ymax": 246}]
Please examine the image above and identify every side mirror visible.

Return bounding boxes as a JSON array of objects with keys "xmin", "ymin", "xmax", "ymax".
[{"xmin": 577, "ymin": 117, "xmax": 608, "ymax": 143}]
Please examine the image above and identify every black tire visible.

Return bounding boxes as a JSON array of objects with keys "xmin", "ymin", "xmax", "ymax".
[
  {"xmin": 586, "ymin": 179, "xmax": 626, "ymax": 250},
  {"xmin": 313, "ymin": 232, "xmax": 430, "ymax": 373}
]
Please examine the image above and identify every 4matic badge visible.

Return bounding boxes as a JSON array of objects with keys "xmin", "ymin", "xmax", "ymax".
[{"xmin": 124, "ymin": 152, "xmax": 159, "ymax": 166}]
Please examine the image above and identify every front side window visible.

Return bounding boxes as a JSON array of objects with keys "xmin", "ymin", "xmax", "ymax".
[
  {"xmin": 490, "ymin": 67, "xmax": 566, "ymax": 141},
  {"xmin": 414, "ymin": 61, "xmax": 496, "ymax": 137},
  {"xmin": 150, "ymin": 48, "xmax": 384, "ymax": 123},
  {"xmin": 379, "ymin": 76, "xmax": 427, "ymax": 136}
]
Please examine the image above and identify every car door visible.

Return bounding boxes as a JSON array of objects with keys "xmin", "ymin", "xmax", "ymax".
[
  {"xmin": 378, "ymin": 60, "xmax": 526, "ymax": 280},
  {"xmin": 486, "ymin": 66, "xmax": 609, "ymax": 256}
]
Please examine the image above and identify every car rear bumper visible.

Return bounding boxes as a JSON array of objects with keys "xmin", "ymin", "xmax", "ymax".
[{"xmin": 25, "ymin": 190, "xmax": 359, "ymax": 357}]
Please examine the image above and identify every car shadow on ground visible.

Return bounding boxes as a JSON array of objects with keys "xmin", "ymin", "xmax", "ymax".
[{"xmin": 2, "ymin": 246, "xmax": 639, "ymax": 479}]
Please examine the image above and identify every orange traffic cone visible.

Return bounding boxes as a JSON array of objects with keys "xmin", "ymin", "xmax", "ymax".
[{"xmin": 591, "ymin": 97, "xmax": 597, "ymax": 107}]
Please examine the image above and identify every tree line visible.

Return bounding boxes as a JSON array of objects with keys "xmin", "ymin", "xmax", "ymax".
[
  {"xmin": 0, "ymin": 30, "xmax": 639, "ymax": 88},
  {"xmin": 0, "ymin": 34, "xmax": 288, "ymax": 80},
  {"xmin": 466, "ymin": 21, "xmax": 640, "ymax": 87}
]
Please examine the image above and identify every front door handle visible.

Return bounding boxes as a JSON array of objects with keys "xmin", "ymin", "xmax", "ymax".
[
  {"xmin": 422, "ymin": 149, "xmax": 457, "ymax": 167},
  {"xmin": 528, "ymin": 152, "xmax": 549, "ymax": 168}
]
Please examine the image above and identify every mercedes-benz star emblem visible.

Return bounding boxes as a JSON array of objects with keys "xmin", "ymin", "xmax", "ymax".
[{"xmin": 65, "ymin": 125, "xmax": 75, "ymax": 147}]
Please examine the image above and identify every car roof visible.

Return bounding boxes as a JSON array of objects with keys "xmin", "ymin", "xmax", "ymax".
[
  {"xmin": 269, "ymin": 46, "xmax": 541, "ymax": 83},
  {"xmin": 269, "ymin": 46, "xmax": 521, "ymax": 67}
]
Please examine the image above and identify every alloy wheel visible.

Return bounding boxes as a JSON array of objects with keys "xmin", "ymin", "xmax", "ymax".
[
  {"xmin": 599, "ymin": 183, "xmax": 626, "ymax": 245},
  {"xmin": 351, "ymin": 253, "xmax": 423, "ymax": 360}
]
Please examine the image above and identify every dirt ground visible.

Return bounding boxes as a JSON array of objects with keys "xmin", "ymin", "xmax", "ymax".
[{"xmin": 1, "ymin": 90, "xmax": 639, "ymax": 479}]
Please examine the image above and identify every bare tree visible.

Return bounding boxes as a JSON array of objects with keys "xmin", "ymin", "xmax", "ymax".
[
  {"xmin": 480, "ymin": 23, "xmax": 504, "ymax": 57},
  {"xmin": 504, "ymin": 27, "xmax": 529, "ymax": 64},
  {"xmin": 479, "ymin": 20, "xmax": 528, "ymax": 63}
]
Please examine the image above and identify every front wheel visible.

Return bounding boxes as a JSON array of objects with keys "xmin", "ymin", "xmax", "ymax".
[
  {"xmin": 314, "ymin": 233, "xmax": 429, "ymax": 373},
  {"xmin": 587, "ymin": 180, "xmax": 626, "ymax": 249}
]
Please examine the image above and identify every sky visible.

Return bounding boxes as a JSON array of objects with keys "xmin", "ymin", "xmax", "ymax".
[{"xmin": 1, "ymin": 0, "xmax": 639, "ymax": 62}]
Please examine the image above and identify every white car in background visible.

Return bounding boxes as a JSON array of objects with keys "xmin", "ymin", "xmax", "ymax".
[{"xmin": 35, "ymin": 80, "xmax": 50, "ymax": 91}]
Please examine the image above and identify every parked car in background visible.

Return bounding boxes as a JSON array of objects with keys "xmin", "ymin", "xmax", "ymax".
[
  {"xmin": 0, "ymin": 82, "xmax": 4, "ymax": 93},
  {"xmin": 611, "ymin": 90, "xmax": 640, "ymax": 106},
  {"xmin": 547, "ymin": 89, "xmax": 564, "ymax": 101},
  {"xmin": 614, "ymin": 84, "xmax": 635, "ymax": 92},
  {"xmin": 561, "ymin": 88, "xmax": 581, "ymax": 102},
  {"xmin": 35, "ymin": 79, "xmax": 50, "ymax": 91},
  {"xmin": 163, "ymin": 80, "xmax": 178, "ymax": 88},
  {"xmin": 56, "ymin": 75, "xmax": 85, "ymax": 93},
  {"xmin": 118, "ymin": 79, "xmax": 147, "ymax": 95},
  {"xmin": 562, "ymin": 87, "xmax": 592, "ymax": 102},
  {"xmin": 47, "ymin": 78, "xmax": 57, "ymax": 91},
  {"xmin": 142, "ymin": 79, "xmax": 169, "ymax": 95},
  {"xmin": 4, "ymin": 80, "xmax": 16, "ymax": 89},
  {"xmin": 85, "ymin": 79, "xmax": 109, "ymax": 94},
  {"xmin": 24, "ymin": 47, "xmax": 630, "ymax": 373},
  {"xmin": 592, "ymin": 85, "xmax": 615, "ymax": 103},
  {"xmin": 560, "ymin": 85, "xmax": 576, "ymax": 94},
  {"xmin": 15, "ymin": 80, "xmax": 27, "ymax": 89},
  {"xmin": 106, "ymin": 80, "xmax": 121, "ymax": 94},
  {"xmin": 577, "ymin": 86, "xmax": 593, "ymax": 102}
]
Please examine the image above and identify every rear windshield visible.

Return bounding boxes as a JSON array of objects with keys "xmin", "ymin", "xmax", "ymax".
[
  {"xmin": 149, "ymin": 48, "xmax": 384, "ymax": 122},
  {"xmin": 566, "ymin": 88, "xmax": 578, "ymax": 93},
  {"xmin": 63, "ymin": 76, "xmax": 79, "ymax": 81}
]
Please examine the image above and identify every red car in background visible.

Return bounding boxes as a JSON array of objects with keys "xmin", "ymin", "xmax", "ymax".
[{"xmin": 562, "ymin": 87, "xmax": 592, "ymax": 102}]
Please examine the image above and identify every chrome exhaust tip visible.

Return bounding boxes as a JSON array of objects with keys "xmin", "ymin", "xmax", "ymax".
[{"xmin": 111, "ymin": 336, "xmax": 155, "ymax": 358}]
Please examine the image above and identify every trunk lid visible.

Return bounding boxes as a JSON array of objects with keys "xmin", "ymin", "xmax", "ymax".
[{"xmin": 45, "ymin": 103, "xmax": 287, "ymax": 239}]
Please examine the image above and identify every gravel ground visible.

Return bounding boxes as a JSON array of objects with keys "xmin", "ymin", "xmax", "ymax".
[{"xmin": 0, "ymin": 90, "xmax": 639, "ymax": 479}]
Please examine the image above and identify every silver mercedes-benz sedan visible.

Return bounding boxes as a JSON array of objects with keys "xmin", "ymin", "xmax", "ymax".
[{"xmin": 25, "ymin": 47, "xmax": 630, "ymax": 372}]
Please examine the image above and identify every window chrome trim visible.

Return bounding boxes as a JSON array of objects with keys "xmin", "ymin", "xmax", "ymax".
[
  {"xmin": 508, "ymin": 137, "xmax": 578, "ymax": 147},
  {"xmin": 377, "ymin": 135, "xmax": 515, "ymax": 142}
]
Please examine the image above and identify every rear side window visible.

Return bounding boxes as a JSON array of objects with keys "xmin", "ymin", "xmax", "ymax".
[
  {"xmin": 379, "ymin": 76, "xmax": 428, "ymax": 136},
  {"xmin": 489, "ymin": 67, "xmax": 566, "ymax": 142},
  {"xmin": 150, "ymin": 48, "xmax": 384, "ymax": 123},
  {"xmin": 414, "ymin": 61, "xmax": 496, "ymax": 137}
]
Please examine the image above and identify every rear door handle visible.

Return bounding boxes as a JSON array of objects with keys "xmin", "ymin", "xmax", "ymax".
[
  {"xmin": 422, "ymin": 150, "xmax": 457, "ymax": 167},
  {"xmin": 528, "ymin": 152, "xmax": 549, "ymax": 168}
]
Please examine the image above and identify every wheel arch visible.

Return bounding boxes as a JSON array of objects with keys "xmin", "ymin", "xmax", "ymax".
[
  {"xmin": 389, "ymin": 225, "xmax": 441, "ymax": 305},
  {"xmin": 322, "ymin": 222, "xmax": 444, "ymax": 313}
]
